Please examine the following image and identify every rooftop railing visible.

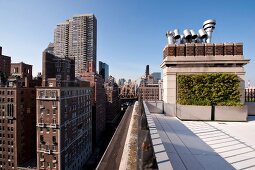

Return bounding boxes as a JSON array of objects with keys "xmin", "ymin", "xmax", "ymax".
[{"xmin": 245, "ymin": 89, "xmax": 255, "ymax": 102}]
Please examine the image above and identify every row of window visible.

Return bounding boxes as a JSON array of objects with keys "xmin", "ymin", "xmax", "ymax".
[
  {"xmin": 40, "ymin": 162, "xmax": 57, "ymax": 168},
  {"xmin": 0, "ymin": 133, "xmax": 14, "ymax": 138},
  {"xmin": 40, "ymin": 135, "xmax": 57, "ymax": 144},
  {"xmin": 0, "ymin": 147, "xmax": 14, "ymax": 153},
  {"xmin": 39, "ymin": 127, "xmax": 57, "ymax": 133},
  {"xmin": 0, "ymin": 91, "xmax": 14, "ymax": 95},
  {"xmin": 38, "ymin": 144, "xmax": 57, "ymax": 151},
  {"xmin": 0, "ymin": 98, "xmax": 14, "ymax": 103},
  {"xmin": 0, "ymin": 161, "xmax": 14, "ymax": 167},
  {"xmin": 0, "ymin": 154, "xmax": 14, "ymax": 159},
  {"xmin": 0, "ymin": 140, "xmax": 14, "ymax": 145},
  {"xmin": 0, "ymin": 119, "xmax": 13, "ymax": 124}
]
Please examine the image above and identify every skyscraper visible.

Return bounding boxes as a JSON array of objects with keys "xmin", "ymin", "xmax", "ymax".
[
  {"xmin": 99, "ymin": 61, "xmax": 109, "ymax": 81},
  {"xmin": 54, "ymin": 14, "xmax": 97, "ymax": 76}
]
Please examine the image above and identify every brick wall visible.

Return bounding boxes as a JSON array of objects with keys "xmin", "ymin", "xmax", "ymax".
[{"xmin": 163, "ymin": 43, "xmax": 243, "ymax": 58}]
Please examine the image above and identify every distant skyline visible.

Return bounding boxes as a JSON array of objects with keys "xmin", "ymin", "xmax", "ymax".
[{"xmin": 0, "ymin": 0, "xmax": 254, "ymax": 84}]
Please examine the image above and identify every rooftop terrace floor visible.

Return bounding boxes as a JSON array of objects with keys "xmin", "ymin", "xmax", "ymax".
[
  {"xmin": 152, "ymin": 114, "xmax": 234, "ymax": 170},
  {"xmin": 151, "ymin": 114, "xmax": 255, "ymax": 170},
  {"xmin": 182, "ymin": 116, "xmax": 255, "ymax": 170}
]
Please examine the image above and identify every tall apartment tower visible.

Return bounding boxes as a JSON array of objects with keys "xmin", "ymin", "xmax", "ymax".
[
  {"xmin": 54, "ymin": 14, "xmax": 97, "ymax": 76},
  {"xmin": 37, "ymin": 51, "xmax": 92, "ymax": 170},
  {"xmin": 0, "ymin": 51, "xmax": 36, "ymax": 169},
  {"xmin": 54, "ymin": 22, "xmax": 69, "ymax": 58}
]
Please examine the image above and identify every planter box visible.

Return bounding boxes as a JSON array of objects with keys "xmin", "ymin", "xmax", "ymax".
[
  {"xmin": 176, "ymin": 104, "xmax": 211, "ymax": 121},
  {"xmin": 215, "ymin": 105, "xmax": 248, "ymax": 121}
]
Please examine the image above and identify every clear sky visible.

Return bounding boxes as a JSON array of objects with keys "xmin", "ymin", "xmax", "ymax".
[{"xmin": 0, "ymin": 0, "xmax": 254, "ymax": 84}]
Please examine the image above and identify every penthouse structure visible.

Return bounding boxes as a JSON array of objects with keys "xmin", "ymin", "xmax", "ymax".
[
  {"xmin": 0, "ymin": 49, "xmax": 36, "ymax": 169},
  {"xmin": 162, "ymin": 19, "xmax": 249, "ymax": 117},
  {"xmin": 37, "ymin": 51, "xmax": 92, "ymax": 170},
  {"xmin": 54, "ymin": 14, "xmax": 97, "ymax": 76}
]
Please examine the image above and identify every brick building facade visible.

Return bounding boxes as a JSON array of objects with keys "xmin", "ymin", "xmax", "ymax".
[
  {"xmin": 37, "ymin": 52, "xmax": 92, "ymax": 170},
  {"xmin": 0, "ymin": 57, "xmax": 36, "ymax": 169},
  {"xmin": 79, "ymin": 71, "xmax": 106, "ymax": 147}
]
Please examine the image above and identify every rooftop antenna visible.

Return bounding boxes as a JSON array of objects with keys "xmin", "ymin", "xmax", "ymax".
[{"xmin": 203, "ymin": 19, "xmax": 216, "ymax": 43}]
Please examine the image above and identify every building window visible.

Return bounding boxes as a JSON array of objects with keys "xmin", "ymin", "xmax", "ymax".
[
  {"xmin": 52, "ymin": 136, "xmax": 57, "ymax": 144},
  {"xmin": 40, "ymin": 135, "xmax": 44, "ymax": 144}
]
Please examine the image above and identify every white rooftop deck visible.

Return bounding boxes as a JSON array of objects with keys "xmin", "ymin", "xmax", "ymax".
[
  {"xmin": 182, "ymin": 116, "xmax": 255, "ymax": 170},
  {"xmin": 152, "ymin": 114, "xmax": 234, "ymax": 170},
  {"xmin": 144, "ymin": 102, "xmax": 234, "ymax": 170},
  {"xmin": 144, "ymin": 101, "xmax": 255, "ymax": 170}
]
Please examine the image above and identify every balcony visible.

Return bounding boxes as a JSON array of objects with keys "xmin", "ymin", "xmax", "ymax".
[
  {"xmin": 40, "ymin": 105, "xmax": 45, "ymax": 109},
  {"xmin": 37, "ymin": 123, "xmax": 45, "ymax": 127},
  {"xmin": 52, "ymin": 105, "xmax": 57, "ymax": 109},
  {"xmin": 40, "ymin": 158, "xmax": 44, "ymax": 162}
]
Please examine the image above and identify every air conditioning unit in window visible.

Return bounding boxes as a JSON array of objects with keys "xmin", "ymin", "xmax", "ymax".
[
  {"xmin": 37, "ymin": 123, "xmax": 45, "ymax": 127},
  {"xmin": 50, "ymin": 124, "xmax": 57, "ymax": 129},
  {"xmin": 44, "ymin": 150, "xmax": 51, "ymax": 154}
]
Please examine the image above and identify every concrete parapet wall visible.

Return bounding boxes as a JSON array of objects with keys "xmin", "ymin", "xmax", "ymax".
[
  {"xmin": 146, "ymin": 101, "xmax": 163, "ymax": 114},
  {"xmin": 143, "ymin": 102, "xmax": 173, "ymax": 170},
  {"xmin": 163, "ymin": 42, "xmax": 243, "ymax": 59}
]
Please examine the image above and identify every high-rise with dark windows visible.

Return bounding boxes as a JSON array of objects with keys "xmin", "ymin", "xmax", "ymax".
[{"xmin": 99, "ymin": 61, "xmax": 109, "ymax": 81}]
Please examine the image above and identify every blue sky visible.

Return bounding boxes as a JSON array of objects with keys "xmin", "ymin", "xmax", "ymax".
[{"xmin": 0, "ymin": 0, "xmax": 254, "ymax": 84}]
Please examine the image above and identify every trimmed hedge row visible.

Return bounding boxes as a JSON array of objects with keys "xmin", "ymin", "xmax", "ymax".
[{"xmin": 177, "ymin": 73, "xmax": 241, "ymax": 106}]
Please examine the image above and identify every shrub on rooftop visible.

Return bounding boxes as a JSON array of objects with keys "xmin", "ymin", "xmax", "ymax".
[{"xmin": 177, "ymin": 73, "xmax": 241, "ymax": 106}]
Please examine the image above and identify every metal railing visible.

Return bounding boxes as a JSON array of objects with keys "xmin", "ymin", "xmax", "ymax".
[{"xmin": 245, "ymin": 89, "xmax": 255, "ymax": 102}]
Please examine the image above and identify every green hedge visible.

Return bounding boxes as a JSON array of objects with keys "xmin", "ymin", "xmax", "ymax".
[{"xmin": 177, "ymin": 73, "xmax": 241, "ymax": 106}]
